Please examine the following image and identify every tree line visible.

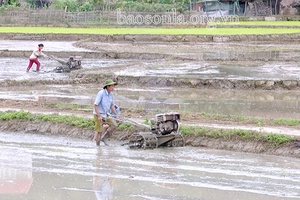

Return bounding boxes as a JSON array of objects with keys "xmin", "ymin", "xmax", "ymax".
[{"xmin": 0, "ymin": 0, "xmax": 193, "ymax": 12}]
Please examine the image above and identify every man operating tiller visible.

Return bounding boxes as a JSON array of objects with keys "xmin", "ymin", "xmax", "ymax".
[{"xmin": 93, "ymin": 79, "xmax": 120, "ymax": 146}]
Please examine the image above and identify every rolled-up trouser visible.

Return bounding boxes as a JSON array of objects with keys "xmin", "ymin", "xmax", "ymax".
[{"xmin": 94, "ymin": 115, "xmax": 117, "ymax": 133}]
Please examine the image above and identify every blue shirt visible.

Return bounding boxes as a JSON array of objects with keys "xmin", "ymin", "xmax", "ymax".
[{"xmin": 93, "ymin": 89, "xmax": 114, "ymax": 119}]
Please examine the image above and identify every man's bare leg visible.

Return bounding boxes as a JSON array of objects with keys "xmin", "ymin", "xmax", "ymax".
[
  {"xmin": 93, "ymin": 132, "xmax": 101, "ymax": 146},
  {"xmin": 100, "ymin": 125, "xmax": 116, "ymax": 146},
  {"xmin": 100, "ymin": 124, "xmax": 110, "ymax": 146}
]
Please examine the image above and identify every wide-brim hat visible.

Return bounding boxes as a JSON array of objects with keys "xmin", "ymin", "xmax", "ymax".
[{"xmin": 103, "ymin": 79, "xmax": 117, "ymax": 89}]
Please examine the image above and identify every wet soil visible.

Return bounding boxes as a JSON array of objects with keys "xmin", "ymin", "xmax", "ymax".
[
  {"xmin": 0, "ymin": 33, "xmax": 299, "ymax": 158},
  {"xmin": 0, "ymin": 99, "xmax": 299, "ymax": 159}
]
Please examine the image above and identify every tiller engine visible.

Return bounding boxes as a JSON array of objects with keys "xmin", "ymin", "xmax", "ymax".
[
  {"xmin": 128, "ymin": 113, "xmax": 185, "ymax": 149},
  {"xmin": 50, "ymin": 55, "xmax": 82, "ymax": 73}
]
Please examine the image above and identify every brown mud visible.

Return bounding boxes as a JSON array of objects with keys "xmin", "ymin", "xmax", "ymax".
[
  {"xmin": 1, "ymin": 74, "xmax": 300, "ymax": 90},
  {"xmin": 0, "ymin": 99, "xmax": 300, "ymax": 159},
  {"xmin": 2, "ymin": 33, "xmax": 300, "ymax": 90},
  {"xmin": 1, "ymin": 119, "xmax": 300, "ymax": 158},
  {"xmin": 1, "ymin": 32, "xmax": 300, "ymax": 42}
]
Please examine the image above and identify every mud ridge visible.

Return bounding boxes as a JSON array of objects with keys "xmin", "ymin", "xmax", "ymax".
[
  {"xmin": 1, "ymin": 119, "xmax": 299, "ymax": 158},
  {"xmin": 0, "ymin": 50, "xmax": 171, "ymax": 60},
  {"xmin": 1, "ymin": 73, "xmax": 300, "ymax": 90},
  {"xmin": 1, "ymin": 33, "xmax": 300, "ymax": 42},
  {"xmin": 114, "ymin": 76, "xmax": 300, "ymax": 90},
  {"xmin": 185, "ymin": 135, "xmax": 300, "ymax": 159}
]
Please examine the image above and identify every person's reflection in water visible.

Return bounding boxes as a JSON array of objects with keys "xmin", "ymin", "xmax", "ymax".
[{"xmin": 93, "ymin": 148, "xmax": 115, "ymax": 200}]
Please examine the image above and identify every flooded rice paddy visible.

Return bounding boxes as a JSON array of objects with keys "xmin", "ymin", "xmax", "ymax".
[
  {"xmin": 1, "ymin": 131, "xmax": 300, "ymax": 200},
  {"xmin": 1, "ymin": 39, "xmax": 300, "ymax": 199},
  {"xmin": 1, "ymin": 83, "xmax": 300, "ymax": 119},
  {"xmin": 1, "ymin": 58, "xmax": 300, "ymax": 119}
]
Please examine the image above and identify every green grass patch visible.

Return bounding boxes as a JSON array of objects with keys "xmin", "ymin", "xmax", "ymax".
[
  {"xmin": 180, "ymin": 125, "xmax": 295, "ymax": 146},
  {"xmin": 236, "ymin": 21, "xmax": 300, "ymax": 26},
  {"xmin": 0, "ymin": 110, "xmax": 296, "ymax": 147},
  {"xmin": 117, "ymin": 123, "xmax": 135, "ymax": 131},
  {"xmin": 1, "ymin": 26, "xmax": 300, "ymax": 35},
  {"xmin": 273, "ymin": 118, "xmax": 300, "ymax": 126},
  {"xmin": 0, "ymin": 110, "xmax": 95, "ymax": 130},
  {"xmin": 0, "ymin": 110, "xmax": 134, "ymax": 131},
  {"xmin": 180, "ymin": 111, "xmax": 300, "ymax": 127},
  {"xmin": 53, "ymin": 103, "xmax": 92, "ymax": 110},
  {"xmin": 0, "ymin": 109, "xmax": 31, "ymax": 121}
]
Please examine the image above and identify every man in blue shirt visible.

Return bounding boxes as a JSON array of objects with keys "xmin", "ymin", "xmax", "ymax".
[{"xmin": 93, "ymin": 79, "xmax": 119, "ymax": 146}]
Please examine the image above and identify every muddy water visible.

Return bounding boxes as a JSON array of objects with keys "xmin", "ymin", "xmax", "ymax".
[
  {"xmin": 0, "ymin": 40, "xmax": 92, "ymax": 52},
  {"xmin": 1, "ymin": 39, "xmax": 300, "ymax": 119},
  {"xmin": 1, "ymin": 57, "xmax": 300, "ymax": 119},
  {"xmin": 2, "ymin": 83, "xmax": 300, "ymax": 119},
  {"xmin": 0, "ymin": 57, "xmax": 132, "ymax": 81},
  {"xmin": 1, "ymin": 37, "xmax": 300, "ymax": 200},
  {"xmin": 0, "ymin": 131, "xmax": 299, "ymax": 200}
]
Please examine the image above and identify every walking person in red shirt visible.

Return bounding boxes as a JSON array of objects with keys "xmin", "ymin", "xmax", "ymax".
[{"xmin": 26, "ymin": 43, "xmax": 49, "ymax": 72}]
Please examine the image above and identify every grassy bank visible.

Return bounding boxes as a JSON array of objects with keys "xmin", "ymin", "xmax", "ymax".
[
  {"xmin": 231, "ymin": 21, "xmax": 300, "ymax": 26},
  {"xmin": 43, "ymin": 103, "xmax": 300, "ymax": 127},
  {"xmin": 180, "ymin": 112, "xmax": 300, "ymax": 127},
  {"xmin": 0, "ymin": 110, "xmax": 295, "ymax": 147},
  {"xmin": 1, "ymin": 26, "xmax": 300, "ymax": 35},
  {"xmin": 180, "ymin": 125, "xmax": 294, "ymax": 147}
]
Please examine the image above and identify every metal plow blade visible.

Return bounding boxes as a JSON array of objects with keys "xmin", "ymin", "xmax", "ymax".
[
  {"xmin": 128, "ymin": 132, "xmax": 158, "ymax": 149},
  {"xmin": 128, "ymin": 132, "xmax": 185, "ymax": 150}
]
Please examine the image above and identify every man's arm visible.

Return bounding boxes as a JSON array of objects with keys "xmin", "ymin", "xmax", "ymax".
[
  {"xmin": 110, "ymin": 104, "xmax": 119, "ymax": 118},
  {"xmin": 94, "ymin": 104, "xmax": 102, "ymax": 121},
  {"xmin": 94, "ymin": 90, "xmax": 104, "ymax": 121}
]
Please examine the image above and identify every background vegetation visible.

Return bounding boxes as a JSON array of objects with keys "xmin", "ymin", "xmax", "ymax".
[{"xmin": 1, "ymin": 0, "xmax": 191, "ymax": 12}]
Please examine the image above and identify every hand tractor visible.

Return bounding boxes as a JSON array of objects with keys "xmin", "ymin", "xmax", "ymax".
[
  {"xmin": 50, "ymin": 55, "xmax": 82, "ymax": 73},
  {"xmin": 124, "ymin": 112, "xmax": 185, "ymax": 149}
]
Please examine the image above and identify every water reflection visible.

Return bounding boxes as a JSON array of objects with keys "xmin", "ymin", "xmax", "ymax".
[
  {"xmin": 0, "ymin": 131, "xmax": 299, "ymax": 200},
  {"xmin": 0, "ymin": 148, "xmax": 33, "ymax": 195},
  {"xmin": 93, "ymin": 148, "xmax": 115, "ymax": 200}
]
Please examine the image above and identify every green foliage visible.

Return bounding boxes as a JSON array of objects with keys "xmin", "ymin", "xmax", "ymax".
[
  {"xmin": 1, "ymin": 27, "xmax": 300, "ymax": 35},
  {"xmin": 59, "ymin": 0, "xmax": 78, "ymax": 12},
  {"xmin": 54, "ymin": 103, "xmax": 92, "ymax": 110},
  {"xmin": 0, "ymin": 110, "xmax": 296, "ymax": 147},
  {"xmin": 273, "ymin": 118, "xmax": 300, "ymax": 126},
  {"xmin": 180, "ymin": 125, "xmax": 207, "ymax": 136},
  {"xmin": 117, "ymin": 122, "xmax": 135, "ymax": 131},
  {"xmin": 25, "ymin": 0, "xmax": 37, "ymax": 8},
  {"xmin": 115, "ymin": 1, "xmax": 175, "ymax": 12},
  {"xmin": 50, "ymin": 0, "xmax": 96, "ymax": 12},
  {"xmin": 0, "ymin": 110, "xmax": 95, "ymax": 130},
  {"xmin": 179, "ymin": 125, "xmax": 295, "ymax": 146},
  {"xmin": 1, "ymin": 0, "xmax": 20, "ymax": 7},
  {"xmin": 237, "ymin": 21, "xmax": 300, "ymax": 26},
  {"xmin": 264, "ymin": 134, "xmax": 294, "ymax": 145},
  {"xmin": 143, "ymin": 118, "xmax": 151, "ymax": 126},
  {"xmin": 200, "ymin": 112, "xmax": 206, "ymax": 116},
  {"xmin": 0, "ymin": 1, "xmax": 20, "ymax": 12},
  {"xmin": 79, "ymin": 1, "xmax": 93, "ymax": 11},
  {"xmin": 257, "ymin": 119, "xmax": 264, "ymax": 127},
  {"xmin": 0, "ymin": 110, "xmax": 30, "ymax": 120}
]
